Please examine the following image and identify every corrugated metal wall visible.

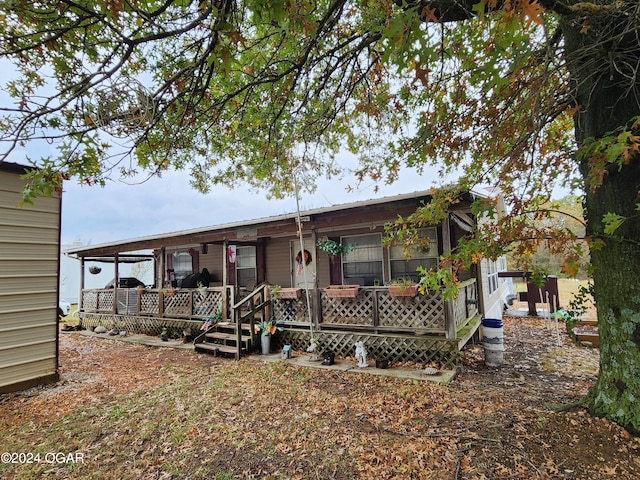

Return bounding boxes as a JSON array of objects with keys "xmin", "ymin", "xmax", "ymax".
[{"xmin": 0, "ymin": 165, "xmax": 60, "ymax": 393}]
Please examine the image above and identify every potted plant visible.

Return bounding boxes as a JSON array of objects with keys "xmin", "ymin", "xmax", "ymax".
[
  {"xmin": 89, "ymin": 266, "xmax": 101, "ymax": 274},
  {"xmin": 254, "ymin": 318, "xmax": 284, "ymax": 354},
  {"xmin": 197, "ymin": 281, "xmax": 208, "ymax": 296},
  {"xmin": 270, "ymin": 284, "xmax": 302, "ymax": 300},
  {"xmin": 269, "ymin": 284, "xmax": 282, "ymax": 301},
  {"xmin": 161, "ymin": 286, "xmax": 176, "ymax": 297},
  {"xmin": 388, "ymin": 278, "xmax": 419, "ymax": 297},
  {"xmin": 325, "ymin": 284, "xmax": 360, "ymax": 298}
]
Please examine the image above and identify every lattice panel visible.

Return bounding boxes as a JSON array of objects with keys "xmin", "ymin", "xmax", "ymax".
[
  {"xmin": 193, "ymin": 290, "xmax": 224, "ymax": 318},
  {"xmin": 453, "ymin": 294, "xmax": 467, "ymax": 328},
  {"xmin": 281, "ymin": 329, "xmax": 459, "ymax": 368},
  {"xmin": 81, "ymin": 313, "xmax": 204, "ymax": 338},
  {"xmin": 98, "ymin": 290, "xmax": 114, "ymax": 311},
  {"xmin": 320, "ymin": 290, "xmax": 374, "ymax": 325},
  {"xmin": 82, "ymin": 291, "xmax": 98, "ymax": 311},
  {"xmin": 140, "ymin": 291, "xmax": 159, "ymax": 315},
  {"xmin": 377, "ymin": 291, "xmax": 445, "ymax": 330},
  {"xmin": 273, "ymin": 298, "xmax": 310, "ymax": 323},
  {"xmin": 163, "ymin": 292, "xmax": 191, "ymax": 317}
]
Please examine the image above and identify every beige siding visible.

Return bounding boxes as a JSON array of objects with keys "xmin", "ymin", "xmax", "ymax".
[
  {"xmin": 200, "ymin": 244, "xmax": 224, "ymax": 284},
  {"xmin": 265, "ymin": 238, "xmax": 294, "ymax": 286},
  {"xmin": 0, "ymin": 166, "xmax": 60, "ymax": 393},
  {"xmin": 0, "ymin": 275, "xmax": 58, "ymax": 294},
  {"xmin": 315, "ymin": 250, "xmax": 331, "ymax": 287},
  {"xmin": 0, "ymin": 309, "xmax": 56, "ymax": 331}
]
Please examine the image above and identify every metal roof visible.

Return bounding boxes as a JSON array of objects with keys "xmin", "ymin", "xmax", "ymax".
[{"xmin": 65, "ymin": 188, "xmax": 481, "ymax": 257}]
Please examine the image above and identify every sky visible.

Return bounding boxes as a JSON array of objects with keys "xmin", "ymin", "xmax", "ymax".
[
  {"xmin": 59, "ymin": 157, "xmax": 442, "ymax": 248},
  {"xmin": 55, "ymin": 159, "xmax": 442, "ymax": 301},
  {"xmin": 0, "ymin": 59, "xmax": 446, "ymax": 249}
]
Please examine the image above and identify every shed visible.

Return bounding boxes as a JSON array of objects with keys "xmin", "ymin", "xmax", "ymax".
[{"xmin": 0, "ymin": 162, "xmax": 61, "ymax": 393}]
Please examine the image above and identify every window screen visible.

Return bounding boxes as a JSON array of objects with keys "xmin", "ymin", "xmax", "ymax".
[{"xmin": 341, "ymin": 234, "xmax": 383, "ymax": 286}]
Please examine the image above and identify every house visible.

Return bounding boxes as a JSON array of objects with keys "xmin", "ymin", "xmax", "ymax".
[
  {"xmin": 0, "ymin": 162, "xmax": 62, "ymax": 393},
  {"xmin": 65, "ymin": 189, "xmax": 510, "ymax": 367}
]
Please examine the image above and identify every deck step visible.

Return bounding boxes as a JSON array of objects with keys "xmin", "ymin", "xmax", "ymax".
[
  {"xmin": 195, "ymin": 343, "xmax": 239, "ymax": 355},
  {"xmin": 576, "ymin": 319, "xmax": 598, "ymax": 327},
  {"xmin": 205, "ymin": 332, "xmax": 252, "ymax": 342}
]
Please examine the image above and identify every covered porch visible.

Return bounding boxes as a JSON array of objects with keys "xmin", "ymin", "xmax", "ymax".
[
  {"xmin": 67, "ymin": 190, "xmax": 492, "ymax": 367},
  {"xmin": 77, "ymin": 278, "xmax": 480, "ymax": 367}
]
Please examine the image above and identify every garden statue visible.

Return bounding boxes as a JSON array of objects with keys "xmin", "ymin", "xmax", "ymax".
[
  {"xmin": 306, "ymin": 339, "xmax": 319, "ymax": 361},
  {"xmin": 322, "ymin": 351, "xmax": 335, "ymax": 365},
  {"xmin": 355, "ymin": 341, "xmax": 368, "ymax": 368}
]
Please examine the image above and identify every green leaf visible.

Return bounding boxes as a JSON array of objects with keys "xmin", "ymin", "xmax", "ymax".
[{"xmin": 602, "ymin": 212, "xmax": 626, "ymax": 235}]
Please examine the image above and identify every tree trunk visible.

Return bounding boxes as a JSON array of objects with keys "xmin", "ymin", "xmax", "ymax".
[{"xmin": 561, "ymin": 12, "xmax": 640, "ymax": 434}]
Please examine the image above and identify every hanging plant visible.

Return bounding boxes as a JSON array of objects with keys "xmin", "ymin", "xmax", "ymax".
[
  {"xmin": 89, "ymin": 266, "xmax": 101, "ymax": 274},
  {"xmin": 316, "ymin": 239, "xmax": 355, "ymax": 256}
]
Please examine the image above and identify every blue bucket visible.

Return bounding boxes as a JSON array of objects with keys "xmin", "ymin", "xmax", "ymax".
[{"xmin": 482, "ymin": 318, "xmax": 503, "ymax": 328}]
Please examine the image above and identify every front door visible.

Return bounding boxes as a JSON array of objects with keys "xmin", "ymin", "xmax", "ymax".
[{"xmin": 290, "ymin": 238, "xmax": 316, "ymax": 288}]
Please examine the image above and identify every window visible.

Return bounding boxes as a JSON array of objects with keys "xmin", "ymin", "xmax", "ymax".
[
  {"xmin": 172, "ymin": 252, "xmax": 192, "ymax": 284},
  {"xmin": 388, "ymin": 227, "xmax": 438, "ymax": 282},
  {"xmin": 341, "ymin": 234, "xmax": 383, "ymax": 286},
  {"xmin": 236, "ymin": 246, "xmax": 257, "ymax": 287},
  {"xmin": 487, "ymin": 256, "xmax": 506, "ymax": 294}
]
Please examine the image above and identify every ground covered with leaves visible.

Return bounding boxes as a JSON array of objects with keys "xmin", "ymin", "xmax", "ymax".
[{"xmin": 1, "ymin": 315, "xmax": 638, "ymax": 479}]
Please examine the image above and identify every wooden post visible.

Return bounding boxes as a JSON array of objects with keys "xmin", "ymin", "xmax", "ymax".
[
  {"xmin": 222, "ymin": 239, "xmax": 228, "ymax": 287},
  {"xmin": 441, "ymin": 216, "xmax": 456, "ymax": 339},
  {"xmin": 113, "ymin": 252, "xmax": 119, "ymax": 314},
  {"xmin": 79, "ymin": 257, "xmax": 85, "ymax": 313}
]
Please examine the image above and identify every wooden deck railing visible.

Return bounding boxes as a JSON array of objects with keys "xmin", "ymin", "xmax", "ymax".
[
  {"xmin": 80, "ymin": 286, "xmax": 234, "ymax": 321},
  {"xmin": 271, "ymin": 279, "xmax": 478, "ymax": 338},
  {"xmin": 80, "ymin": 279, "xmax": 478, "ymax": 338}
]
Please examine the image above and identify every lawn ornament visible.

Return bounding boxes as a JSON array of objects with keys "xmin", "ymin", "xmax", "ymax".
[
  {"xmin": 322, "ymin": 351, "xmax": 335, "ymax": 365},
  {"xmin": 355, "ymin": 341, "xmax": 368, "ymax": 368},
  {"xmin": 306, "ymin": 339, "xmax": 319, "ymax": 361}
]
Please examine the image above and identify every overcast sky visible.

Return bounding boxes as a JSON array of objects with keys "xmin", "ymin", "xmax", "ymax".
[
  {"xmin": 0, "ymin": 61, "xmax": 445, "ymax": 248},
  {"xmin": 59, "ymin": 157, "xmax": 442, "ymax": 248}
]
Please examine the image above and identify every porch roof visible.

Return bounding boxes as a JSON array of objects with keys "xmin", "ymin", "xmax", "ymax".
[{"xmin": 65, "ymin": 188, "xmax": 481, "ymax": 258}]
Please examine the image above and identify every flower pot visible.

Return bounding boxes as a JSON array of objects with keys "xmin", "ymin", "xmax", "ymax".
[
  {"xmin": 261, "ymin": 335, "xmax": 271, "ymax": 354},
  {"xmin": 325, "ymin": 285, "xmax": 359, "ymax": 298},
  {"xmin": 388, "ymin": 284, "xmax": 419, "ymax": 297},
  {"xmin": 89, "ymin": 266, "xmax": 101, "ymax": 274},
  {"xmin": 277, "ymin": 288, "xmax": 302, "ymax": 299}
]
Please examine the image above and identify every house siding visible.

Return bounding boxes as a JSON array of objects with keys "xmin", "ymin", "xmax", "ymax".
[
  {"xmin": 200, "ymin": 244, "xmax": 224, "ymax": 284},
  {"xmin": 0, "ymin": 165, "xmax": 61, "ymax": 393},
  {"xmin": 265, "ymin": 238, "xmax": 295, "ymax": 287}
]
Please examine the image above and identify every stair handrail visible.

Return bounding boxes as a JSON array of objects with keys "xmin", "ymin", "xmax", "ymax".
[{"xmin": 232, "ymin": 283, "xmax": 271, "ymax": 357}]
